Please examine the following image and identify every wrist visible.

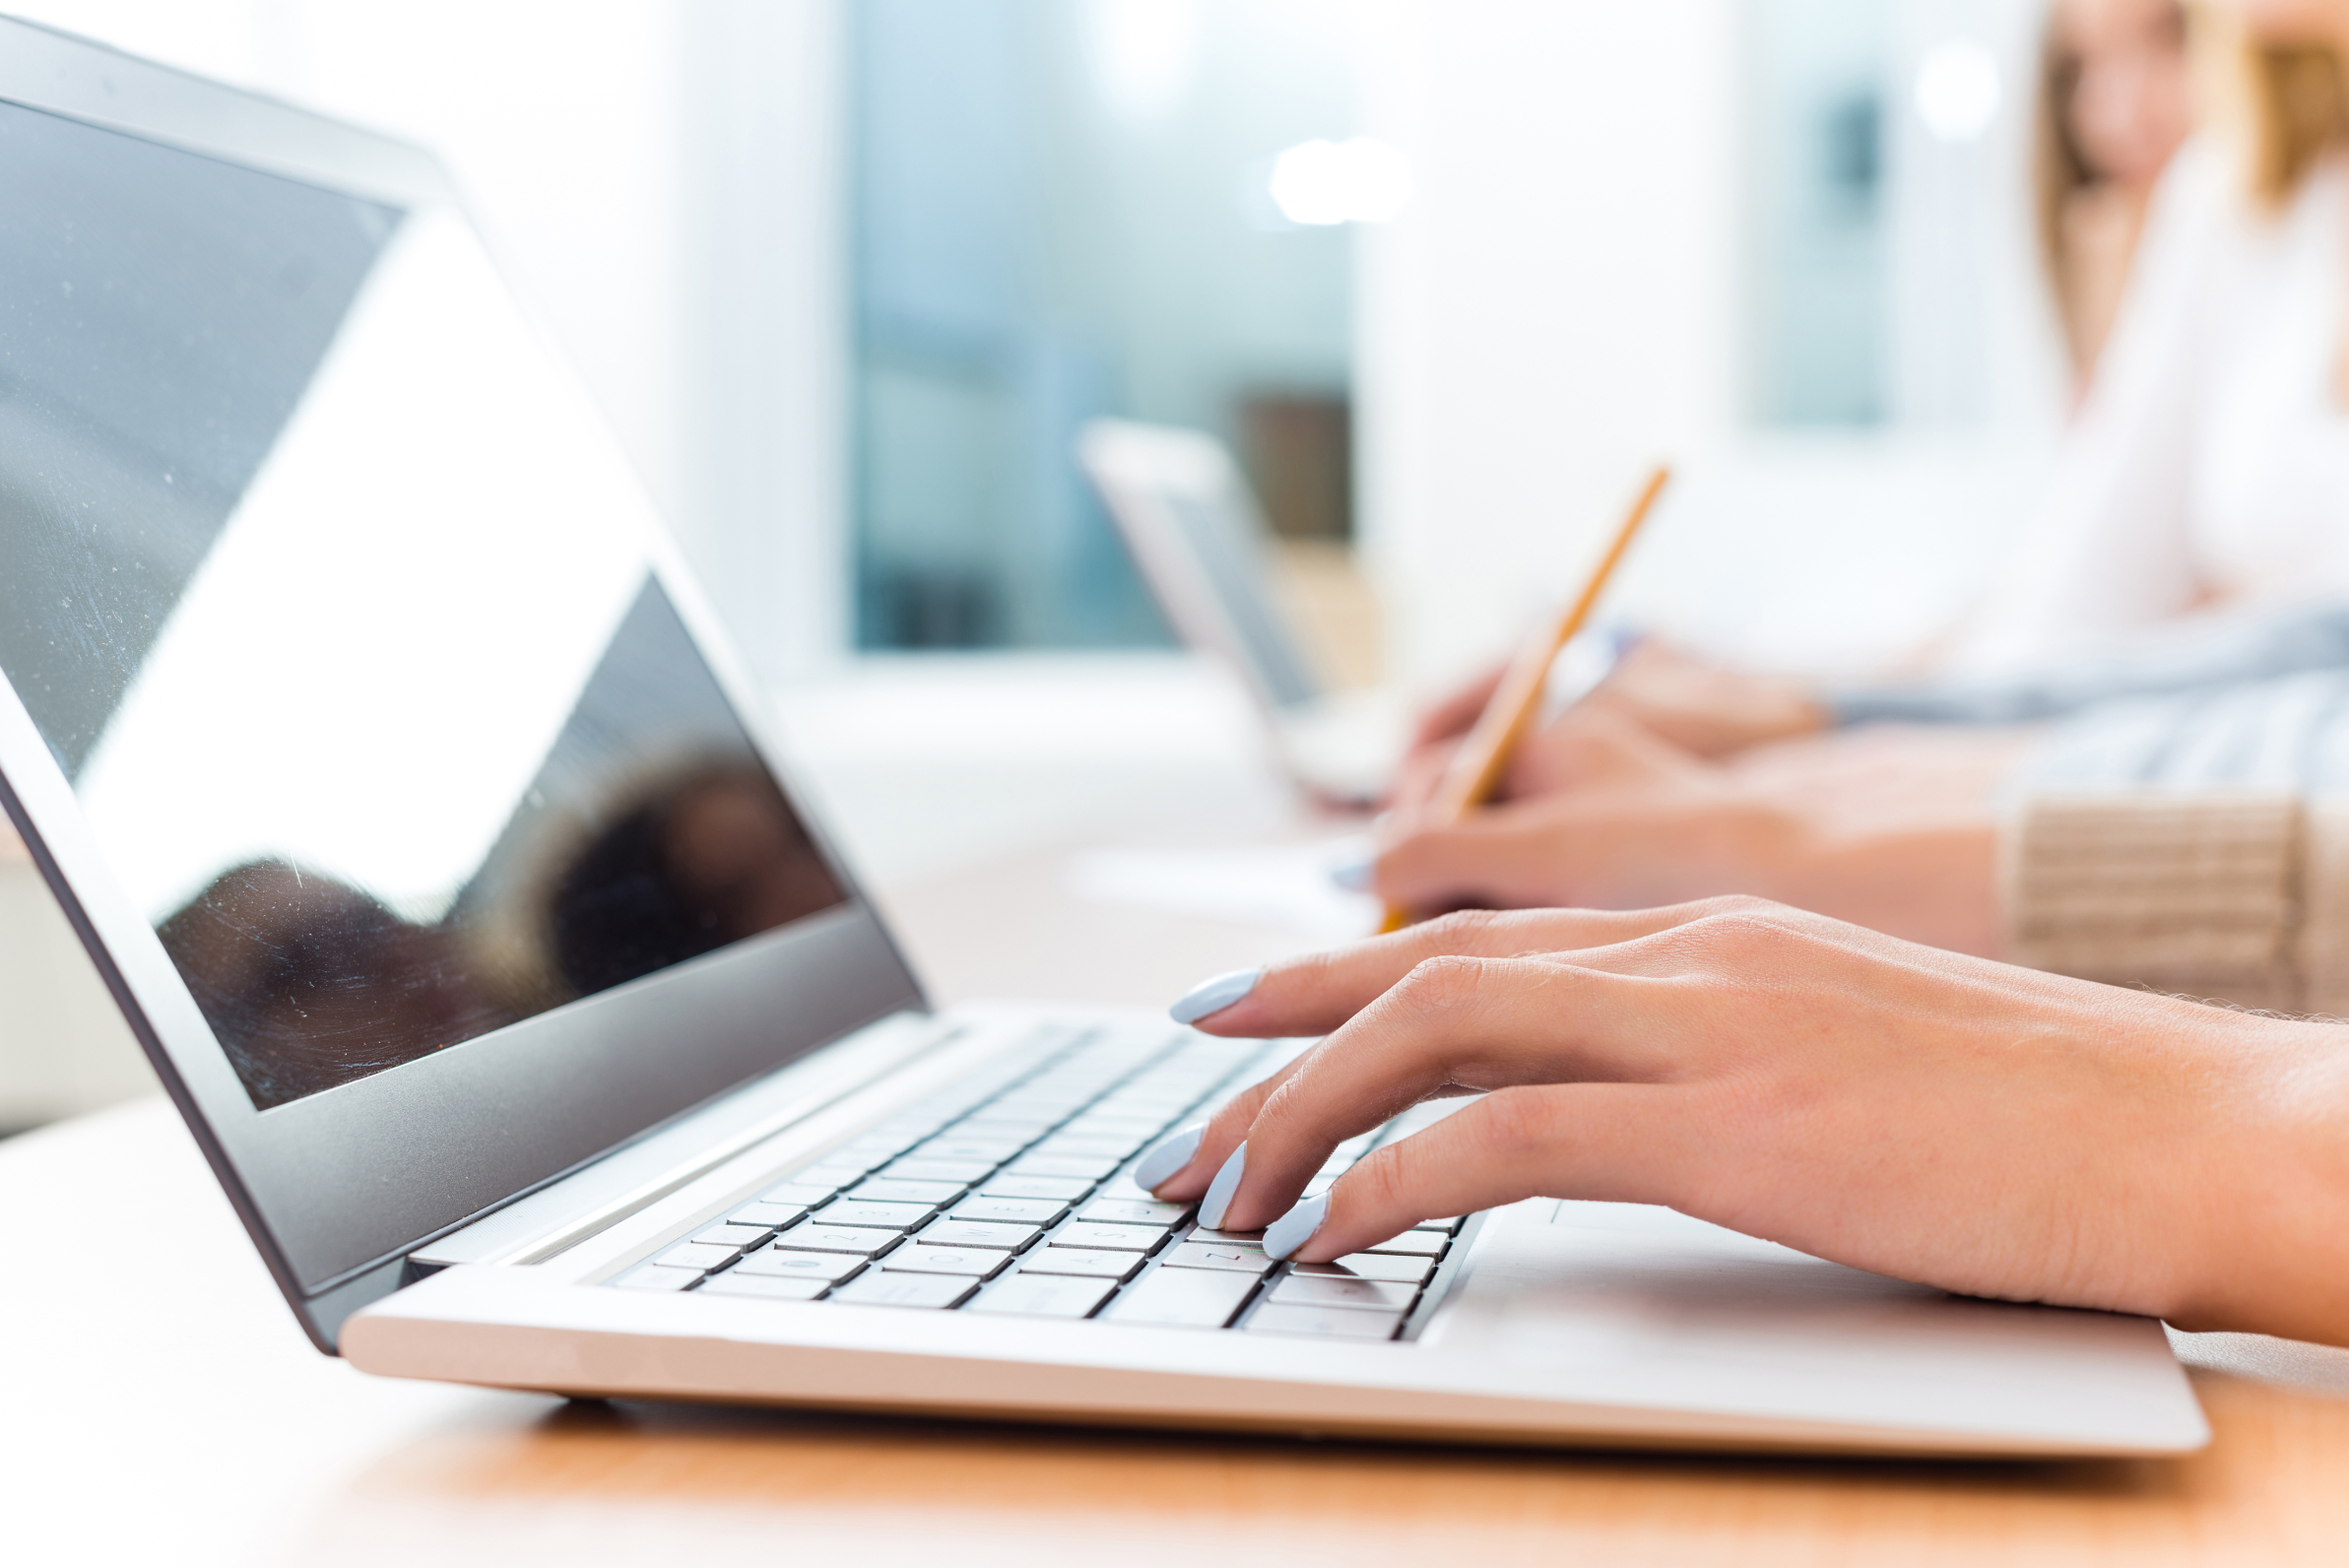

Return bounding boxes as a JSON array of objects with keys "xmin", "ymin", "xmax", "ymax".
[{"xmin": 2166, "ymin": 1018, "xmax": 2349, "ymax": 1343}]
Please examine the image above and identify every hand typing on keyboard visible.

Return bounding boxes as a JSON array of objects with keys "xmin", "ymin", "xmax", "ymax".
[
  {"xmin": 610, "ymin": 1022, "xmax": 1474, "ymax": 1339},
  {"xmin": 1135, "ymin": 900, "xmax": 2349, "ymax": 1350}
]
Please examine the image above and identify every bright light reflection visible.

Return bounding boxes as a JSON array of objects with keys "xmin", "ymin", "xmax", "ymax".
[
  {"xmin": 1914, "ymin": 39, "xmax": 2001, "ymax": 144},
  {"xmin": 1267, "ymin": 137, "xmax": 1412, "ymax": 227},
  {"xmin": 1086, "ymin": 0, "xmax": 1202, "ymax": 122},
  {"xmin": 77, "ymin": 210, "xmax": 652, "ymax": 926}
]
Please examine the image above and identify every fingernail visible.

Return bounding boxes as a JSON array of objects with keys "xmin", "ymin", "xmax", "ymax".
[
  {"xmin": 1169, "ymin": 967, "xmax": 1262, "ymax": 1026},
  {"xmin": 1263, "ymin": 1193, "xmax": 1329, "ymax": 1261},
  {"xmin": 1132, "ymin": 1123, "xmax": 1205, "ymax": 1192},
  {"xmin": 1328, "ymin": 851, "xmax": 1373, "ymax": 892},
  {"xmin": 1197, "ymin": 1142, "xmax": 1247, "ymax": 1229}
]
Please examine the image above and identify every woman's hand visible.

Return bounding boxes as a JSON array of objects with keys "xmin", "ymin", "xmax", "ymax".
[
  {"xmin": 1143, "ymin": 902, "xmax": 2349, "ymax": 1347},
  {"xmin": 1393, "ymin": 642, "xmax": 1829, "ymax": 811},
  {"xmin": 1587, "ymin": 640, "xmax": 1831, "ymax": 758},
  {"xmin": 1370, "ymin": 716, "xmax": 2015, "ymax": 957}
]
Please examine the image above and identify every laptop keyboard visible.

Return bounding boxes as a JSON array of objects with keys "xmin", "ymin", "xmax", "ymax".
[{"xmin": 607, "ymin": 1022, "xmax": 1474, "ymax": 1340}]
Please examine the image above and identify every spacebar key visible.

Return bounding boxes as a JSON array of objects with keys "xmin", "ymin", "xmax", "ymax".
[{"xmin": 1105, "ymin": 1266, "xmax": 1258, "ymax": 1328}]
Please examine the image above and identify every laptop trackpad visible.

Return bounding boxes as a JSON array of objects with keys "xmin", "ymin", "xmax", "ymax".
[{"xmin": 1434, "ymin": 1199, "xmax": 2144, "ymax": 1380}]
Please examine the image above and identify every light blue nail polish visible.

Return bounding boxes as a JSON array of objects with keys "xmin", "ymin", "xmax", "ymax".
[
  {"xmin": 1169, "ymin": 967, "xmax": 1262, "ymax": 1026},
  {"xmin": 1132, "ymin": 1123, "xmax": 1205, "ymax": 1192},
  {"xmin": 1197, "ymin": 1142, "xmax": 1247, "ymax": 1230},
  {"xmin": 1263, "ymin": 1193, "xmax": 1329, "ymax": 1261},
  {"xmin": 1328, "ymin": 851, "xmax": 1373, "ymax": 892}
]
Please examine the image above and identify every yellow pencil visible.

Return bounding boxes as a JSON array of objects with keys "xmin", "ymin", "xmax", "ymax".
[{"xmin": 1378, "ymin": 463, "xmax": 1671, "ymax": 934}]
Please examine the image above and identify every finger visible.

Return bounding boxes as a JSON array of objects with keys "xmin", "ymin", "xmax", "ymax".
[
  {"xmin": 1196, "ymin": 951, "xmax": 1700, "ymax": 1232},
  {"xmin": 1148, "ymin": 946, "xmax": 1624, "ymax": 1209},
  {"xmin": 1265, "ymin": 1082, "xmax": 1694, "ymax": 1262},
  {"xmin": 1184, "ymin": 903, "xmax": 1729, "ymax": 1041},
  {"xmin": 1136, "ymin": 1063, "xmax": 1290, "ymax": 1205},
  {"xmin": 1409, "ymin": 662, "xmax": 1506, "ymax": 749},
  {"xmin": 1371, "ymin": 815, "xmax": 1591, "ymax": 916},
  {"xmin": 1381, "ymin": 738, "xmax": 1457, "ymax": 816}
]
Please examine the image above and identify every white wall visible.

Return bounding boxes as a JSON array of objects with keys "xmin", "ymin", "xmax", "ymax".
[
  {"xmin": 1355, "ymin": 0, "xmax": 1746, "ymax": 687},
  {"xmin": 10, "ymin": 0, "xmax": 848, "ymax": 682},
  {"xmin": 1356, "ymin": 0, "xmax": 2065, "ymax": 686}
]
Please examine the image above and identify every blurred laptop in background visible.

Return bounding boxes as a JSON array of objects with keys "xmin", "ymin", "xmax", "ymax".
[{"xmin": 1080, "ymin": 420, "xmax": 1410, "ymax": 805}]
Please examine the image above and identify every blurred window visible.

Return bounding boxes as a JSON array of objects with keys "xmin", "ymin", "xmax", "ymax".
[
  {"xmin": 1747, "ymin": 0, "xmax": 2020, "ymax": 430},
  {"xmin": 850, "ymin": 0, "xmax": 1363, "ymax": 649}
]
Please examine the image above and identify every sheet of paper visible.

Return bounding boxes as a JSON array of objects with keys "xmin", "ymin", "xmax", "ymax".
[{"xmin": 1066, "ymin": 839, "xmax": 1379, "ymax": 940}]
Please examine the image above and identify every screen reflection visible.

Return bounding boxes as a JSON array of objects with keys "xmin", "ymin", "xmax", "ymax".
[{"xmin": 0, "ymin": 102, "xmax": 846, "ymax": 1110}]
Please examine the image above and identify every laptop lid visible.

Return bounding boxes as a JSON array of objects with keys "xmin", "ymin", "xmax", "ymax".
[
  {"xmin": 1078, "ymin": 420, "xmax": 1327, "ymax": 716},
  {"xmin": 0, "ymin": 19, "xmax": 925, "ymax": 1347}
]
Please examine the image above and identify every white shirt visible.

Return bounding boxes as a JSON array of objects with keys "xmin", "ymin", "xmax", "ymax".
[{"xmin": 1952, "ymin": 137, "xmax": 2349, "ymax": 674}]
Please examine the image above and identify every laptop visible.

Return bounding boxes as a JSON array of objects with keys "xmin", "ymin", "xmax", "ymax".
[
  {"xmin": 0, "ymin": 19, "xmax": 2206, "ymax": 1457},
  {"xmin": 1079, "ymin": 420, "xmax": 1412, "ymax": 805}
]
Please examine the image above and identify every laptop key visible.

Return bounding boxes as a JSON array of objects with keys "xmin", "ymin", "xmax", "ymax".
[
  {"xmin": 1057, "ymin": 1117, "xmax": 1166, "ymax": 1141},
  {"xmin": 879, "ymin": 1244, "xmax": 1013, "ymax": 1277},
  {"xmin": 978, "ymin": 1174, "xmax": 1093, "ymax": 1201},
  {"xmin": 1008, "ymin": 1153, "xmax": 1124, "ymax": 1179},
  {"xmin": 1105, "ymin": 1267, "xmax": 1258, "ymax": 1328},
  {"xmin": 968, "ymin": 1273, "xmax": 1115, "ymax": 1319},
  {"xmin": 1018, "ymin": 1247, "xmax": 1144, "ymax": 1279},
  {"xmin": 690, "ymin": 1222, "xmax": 772, "ymax": 1252},
  {"xmin": 1051, "ymin": 1221, "xmax": 1167, "ymax": 1252},
  {"xmin": 655, "ymin": 1241, "xmax": 739, "ymax": 1273},
  {"xmin": 732, "ymin": 1246, "xmax": 865, "ymax": 1282},
  {"xmin": 1294, "ymin": 1253, "xmax": 1433, "ymax": 1284},
  {"xmin": 761, "ymin": 1182, "xmax": 843, "ymax": 1208},
  {"xmin": 919, "ymin": 1218, "xmax": 1042, "ymax": 1251},
  {"xmin": 882, "ymin": 1158, "xmax": 997, "ymax": 1184},
  {"xmin": 816, "ymin": 1200, "xmax": 933, "ymax": 1231},
  {"xmin": 1161, "ymin": 1242, "xmax": 1272, "ymax": 1275},
  {"xmin": 828, "ymin": 1272, "xmax": 978, "ymax": 1310},
  {"xmin": 773, "ymin": 1224, "xmax": 903, "ymax": 1256},
  {"xmin": 950, "ymin": 1197, "xmax": 1067, "ymax": 1225},
  {"xmin": 1272, "ymin": 1274, "xmax": 1418, "ymax": 1311},
  {"xmin": 910, "ymin": 1137, "xmax": 1029, "ymax": 1164},
  {"xmin": 1078, "ymin": 1198, "xmax": 1188, "ymax": 1226},
  {"xmin": 1087, "ymin": 1174, "xmax": 1170, "ymax": 1206},
  {"xmin": 616, "ymin": 1264, "xmax": 703, "ymax": 1291},
  {"xmin": 794, "ymin": 1162, "xmax": 878, "ymax": 1189},
  {"xmin": 727, "ymin": 1201, "xmax": 808, "ymax": 1231},
  {"xmin": 1032, "ymin": 1136, "xmax": 1145, "ymax": 1158},
  {"xmin": 697, "ymin": 1273, "xmax": 831, "ymax": 1302},
  {"xmin": 848, "ymin": 1178, "xmax": 965, "ymax": 1207},
  {"xmin": 1186, "ymin": 1227, "xmax": 1266, "ymax": 1245},
  {"xmin": 1360, "ymin": 1231, "xmax": 1447, "ymax": 1257},
  {"xmin": 1245, "ymin": 1303, "xmax": 1403, "ymax": 1339}
]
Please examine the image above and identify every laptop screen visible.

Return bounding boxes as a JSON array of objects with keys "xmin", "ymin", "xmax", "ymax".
[
  {"xmin": 1158, "ymin": 490, "xmax": 1321, "ymax": 710},
  {"xmin": 0, "ymin": 99, "xmax": 847, "ymax": 1111}
]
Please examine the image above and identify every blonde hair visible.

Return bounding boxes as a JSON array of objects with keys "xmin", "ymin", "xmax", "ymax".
[
  {"xmin": 2032, "ymin": 2, "xmax": 2188, "ymax": 373},
  {"xmin": 2032, "ymin": 14, "xmax": 2097, "ymax": 314},
  {"xmin": 2240, "ymin": 40, "xmax": 2349, "ymax": 204}
]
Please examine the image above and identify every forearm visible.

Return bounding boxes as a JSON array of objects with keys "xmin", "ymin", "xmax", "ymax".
[{"xmin": 1761, "ymin": 818, "xmax": 2003, "ymax": 957}]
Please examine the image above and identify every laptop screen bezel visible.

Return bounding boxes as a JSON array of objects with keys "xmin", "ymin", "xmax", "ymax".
[{"xmin": 0, "ymin": 18, "xmax": 930, "ymax": 1343}]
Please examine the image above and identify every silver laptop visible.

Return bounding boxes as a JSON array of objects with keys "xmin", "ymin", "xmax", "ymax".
[
  {"xmin": 1079, "ymin": 420, "xmax": 1410, "ymax": 805},
  {"xmin": 0, "ymin": 19, "xmax": 2205, "ymax": 1457}
]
